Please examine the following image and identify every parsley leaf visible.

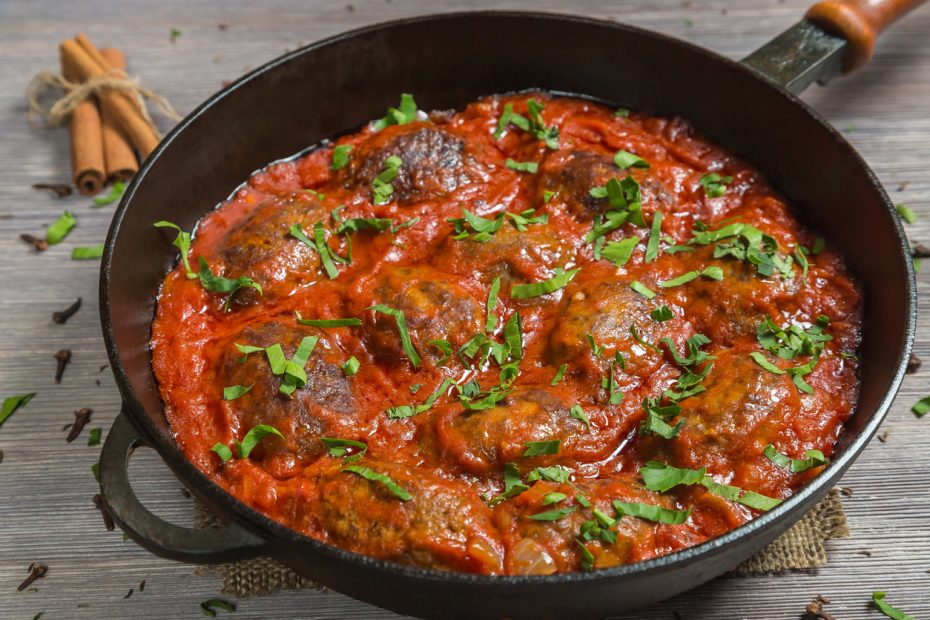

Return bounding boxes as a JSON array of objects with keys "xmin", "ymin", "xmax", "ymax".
[
  {"xmin": 614, "ymin": 150, "xmax": 650, "ymax": 169},
  {"xmin": 368, "ymin": 304, "xmax": 421, "ymax": 368},
  {"xmin": 93, "ymin": 181, "xmax": 126, "ymax": 206},
  {"xmin": 699, "ymin": 173, "xmax": 733, "ymax": 197},
  {"xmin": 71, "ymin": 244, "xmax": 104, "ymax": 260},
  {"xmin": 223, "ymin": 384, "xmax": 252, "ymax": 400},
  {"xmin": 601, "ymin": 236, "xmax": 640, "ymax": 267},
  {"xmin": 0, "ymin": 393, "xmax": 36, "ymax": 428},
  {"xmin": 511, "ymin": 268, "xmax": 580, "ymax": 299},
  {"xmin": 505, "ymin": 159, "xmax": 538, "ymax": 173},
  {"xmin": 372, "ymin": 93, "xmax": 418, "ymax": 131},
  {"xmin": 343, "ymin": 465, "xmax": 412, "ymax": 501},
  {"xmin": 196, "ymin": 257, "xmax": 263, "ymax": 311},
  {"xmin": 523, "ymin": 440, "xmax": 560, "ymax": 457},
  {"xmin": 331, "ymin": 144, "xmax": 353, "ymax": 170},
  {"xmin": 613, "ymin": 500, "xmax": 690, "ymax": 524},
  {"xmin": 321, "ymin": 437, "xmax": 367, "ymax": 462},
  {"xmin": 872, "ymin": 591, "xmax": 917, "ymax": 620},
  {"xmin": 46, "ymin": 211, "xmax": 76, "ymax": 245},
  {"xmin": 763, "ymin": 444, "xmax": 829, "ymax": 473},
  {"xmin": 154, "ymin": 220, "xmax": 196, "ymax": 278},
  {"xmin": 371, "ymin": 155, "xmax": 403, "ymax": 205}
]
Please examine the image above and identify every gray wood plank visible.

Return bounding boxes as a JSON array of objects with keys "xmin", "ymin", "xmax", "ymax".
[{"xmin": 1, "ymin": 0, "xmax": 929, "ymax": 618}]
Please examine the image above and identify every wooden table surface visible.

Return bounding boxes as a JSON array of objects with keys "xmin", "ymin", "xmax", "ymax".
[{"xmin": 2, "ymin": 0, "xmax": 929, "ymax": 618}]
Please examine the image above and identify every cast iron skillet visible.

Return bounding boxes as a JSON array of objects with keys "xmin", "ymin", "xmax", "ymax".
[{"xmin": 99, "ymin": 1, "xmax": 922, "ymax": 618}]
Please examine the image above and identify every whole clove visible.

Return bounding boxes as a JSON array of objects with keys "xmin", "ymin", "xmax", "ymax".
[
  {"xmin": 123, "ymin": 588, "xmax": 133, "ymax": 599},
  {"xmin": 32, "ymin": 183, "xmax": 72, "ymax": 198},
  {"xmin": 17, "ymin": 563, "xmax": 48, "ymax": 591},
  {"xmin": 20, "ymin": 233, "xmax": 48, "ymax": 252},
  {"xmin": 52, "ymin": 298, "xmax": 82, "ymax": 324},
  {"xmin": 805, "ymin": 594, "xmax": 836, "ymax": 620},
  {"xmin": 54, "ymin": 349, "xmax": 72, "ymax": 383},
  {"xmin": 907, "ymin": 353, "xmax": 922, "ymax": 374},
  {"xmin": 139, "ymin": 579, "xmax": 146, "ymax": 592},
  {"xmin": 878, "ymin": 429, "xmax": 891, "ymax": 443},
  {"xmin": 912, "ymin": 243, "xmax": 930, "ymax": 258},
  {"xmin": 92, "ymin": 494, "xmax": 115, "ymax": 531},
  {"xmin": 0, "ymin": 449, "xmax": 4, "ymax": 464},
  {"xmin": 64, "ymin": 408, "xmax": 93, "ymax": 442}
]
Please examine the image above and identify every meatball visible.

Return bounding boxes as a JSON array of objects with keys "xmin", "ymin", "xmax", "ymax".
[
  {"xmin": 217, "ymin": 320, "xmax": 357, "ymax": 476},
  {"xmin": 215, "ymin": 192, "xmax": 329, "ymax": 295},
  {"xmin": 548, "ymin": 276, "xmax": 679, "ymax": 378},
  {"xmin": 353, "ymin": 265, "xmax": 484, "ymax": 365},
  {"xmin": 314, "ymin": 460, "xmax": 503, "ymax": 573},
  {"xmin": 432, "ymin": 387, "xmax": 619, "ymax": 475},
  {"xmin": 499, "ymin": 475, "xmax": 691, "ymax": 574},
  {"xmin": 644, "ymin": 349, "xmax": 800, "ymax": 474},
  {"xmin": 669, "ymin": 256, "xmax": 799, "ymax": 346},
  {"xmin": 434, "ymin": 223, "xmax": 571, "ymax": 287},
  {"xmin": 537, "ymin": 150, "xmax": 618, "ymax": 217},
  {"xmin": 344, "ymin": 124, "xmax": 476, "ymax": 204}
]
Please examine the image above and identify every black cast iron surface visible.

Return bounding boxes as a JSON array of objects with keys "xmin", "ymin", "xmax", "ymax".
[{"xmin": 99, "ymin": 11, "xmax": 916, "ymax": 619}]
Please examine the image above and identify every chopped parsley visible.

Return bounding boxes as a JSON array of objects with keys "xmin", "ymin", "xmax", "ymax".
[
  {"xmin": 486, "ymin": 276, "xmax": 502, "ymax": 332},
  {"xmin": 448, "ymin": 208, "xmax": 504, "ymax": 242},
  {"xmin": 613, "ymin": 150, "xmax": 650, "ymax": 170},
  {"xmin": 294, "ymin": 312, "xmax": 362, "ymax": 328},
  {"xmin": 72, "ymin": 244, "xmax": 104, "ymax": 259},
  {"xmin": 659, "ymin": 265, "xmax": 724, "ymax": 288},
  {"xmin": 488, "ymin": 463, "xmax": 530, "ymax": 506},
  {"xmin": 154, "ymin": 221, "xmax": 195, "ymax": 278},
  {"xmin": 601, "ymin": 236, "xmax": 640, "ymax": 267},
  {"xmin": 640, "ymin": 461, "xmax": 780, "ymax": 511},
  {"xmin": 343, "ymin": 464, "xmax": 412, "ymax": 501},
  {"xmin": 754, "ymin": 315, "xmax": 832, "ymax": 393},
  {"xmin": 199, "ymin": 598, "xmax": 236, "ymax": 617},
  {"xmin": 645, "ymin": 211, "xmax": 663, "ymax": 263},
  {"xmin": 321, "ymin": 437, "xmax": 367, "ymax": 462},
  {"xmin": 341, "ymin": 356, "xmax": 360, "ymax": 376},
  {"xmin": 234, "ymin": 336, "xmax": 318, "ymax": 397},
  {"xmin": 505, "ymin": 158, "xmax": 538, "ymax": 173},
  {"xmin": 386, "ymin": 377, "xmax": 456, "ymax": 419},
  {"xmin": 213, "ymin": 424, "xmax": 285, "ymax": 462},
  {"xmin": 505, "ymin": 208, "xmax": 547, "ymax": 231},
  {"xmin": 87, "ymin": 427, "xmax": 102, "ymax": 446},
  {"xmin": 896, "ymin": 204, "xmax": 917, "ymax": 224},
  {"xmin": 586, "ymin": 176, "xmax": 646, "ymax": 246},
  {"xmin": 612, "ymin": 500, "xmax": 691, "ymax": 524},
  {"xmin": 528, "ymin": 506, "xmax": 576, "ymax": 521},
  {"xmin": 371, "ymin": 155, "xmax": 403, "ymax": 205},
  {"xmin": 911, "ymin": 396, "xmax": 930, "ymax": 418},
  {"xmin": 222, "ymin": 384, "xmax": 252, "ymax": 400},
  {"xmin": 46, "ymin": 210, "xmax": 76, "ymax": 245},
  {"xmin": 630, "ymin": 280, "xmax": 656, "ymax": 299},
  {"xmin": 550, "ymin": 363, "xmax": 568, "ymax": 385},
  {"xmin": 689, "ymin": 222, "xmax": 791, "ymax": 278},
  {"xmin": 372, "ymin": 93, "xmax": 418, "ymax": 130},
  {"xmin": 368, "ymin": 304, "xmax": 421, "ymax": 368},
  {"xmin": 871, "ymin": 591, "xmax": 917, "ymax": 620},
  {"xmin": 493, "ymin": 99, "xmax": 559, "ymax": 149},
  {"xmin": 197, "ymin": 257, "xmax": 263, "ymax": 311},
  {"xmin": 650, "ymin": 305, "xmax": 673, "ymax": 322},
  {"xmin": 336, "ymin": 217, "xmax": 394, "ymax": 235},
  {"xmin": 570, "ymin": 404, "xmax": 591, "ymax": 430},
  {"xmin": 330, "ymin": 144, "xmax": 353, "ymax": 170},
  {"xmin": 763, "ymin": 444, "xmax": 829, "ymax": 473},
  {"xmin": 510, "ymin": 268, "xmax": 580, "ymax": 299},
  {"xmin": 0, "ymin": 393, "xmax": 36, "ymax": 428},
  {"xmin": 523, "ymin": 440, "xmax": 561, "ymax": 457},
  {"xmin": 93, "ymin": 181, "xmax": 126, "ymax": 206},
  {"xmin": 699, "ymin": 173, "xmax": 733, "ymax": 197}
]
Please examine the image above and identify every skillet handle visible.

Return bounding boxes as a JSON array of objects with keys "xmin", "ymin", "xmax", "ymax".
[
  {"xmin": 99, "ymin": 409, "xmax": 269, "ymax": 563},
  {"xmin": 806, "ymin": 0, "xmax": 926, "ymax": 72}
]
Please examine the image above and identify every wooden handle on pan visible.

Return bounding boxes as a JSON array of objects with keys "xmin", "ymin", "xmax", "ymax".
[{"xmin": 806, "ymin": 0, "xmax": 926, "ymax": 72}]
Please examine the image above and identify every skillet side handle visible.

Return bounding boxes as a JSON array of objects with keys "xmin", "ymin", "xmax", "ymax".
[
  {"xmin": 100, "ymin": 409, "xmax": 269, "ymax": 563},
  {"xmin": 806, "ymin": 0, "xmax": 926, "ymax": 72}
]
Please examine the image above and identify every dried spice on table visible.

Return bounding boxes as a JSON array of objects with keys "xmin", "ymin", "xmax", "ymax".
[
  {"xmin": 52, "ymin": 297, "xmax": 82, "ymax": 324},
  {"xmin": 63, "ymin": 407, "xmax": 92, "ymax": 442},
  {"xmin": 54, "ymin": 349, "xmax": 71, "ymax": 383}
]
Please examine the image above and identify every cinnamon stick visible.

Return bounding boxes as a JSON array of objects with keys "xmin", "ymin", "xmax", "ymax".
[
  {"xmin": 59, "ymin": 35, "xmax": 160, "ymax": 157},
  {"xmin": 100, "ymin": 48, "xmax": 139, "ymax": 182},
  {"xmin": 60, "ymin": 51, "xmax": 105, "ymax": 195}
]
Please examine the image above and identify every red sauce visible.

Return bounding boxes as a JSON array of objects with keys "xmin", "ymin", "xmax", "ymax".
[{"xmin": 151, "ymin": 93, "xmax": 861, "ymax": 575}]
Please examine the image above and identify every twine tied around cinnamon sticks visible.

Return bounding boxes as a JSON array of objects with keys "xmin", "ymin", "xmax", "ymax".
[
  {"xmin": 27, "ymin": 70, "xmax": 180, "ymax": 136},
  {"xmin": 26, "ymin": 34, "xmax": 183, "ymax": 194}
]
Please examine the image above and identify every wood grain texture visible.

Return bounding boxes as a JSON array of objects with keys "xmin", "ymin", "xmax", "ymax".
[{"xmin": 1, "ymin": 0, "xmax": 929, "ymax": 618}]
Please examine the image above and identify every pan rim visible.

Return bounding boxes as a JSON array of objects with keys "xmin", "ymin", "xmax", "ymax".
[{"xmin": 99, "ymin": 9, "xmax": 917, "ymax": 588}]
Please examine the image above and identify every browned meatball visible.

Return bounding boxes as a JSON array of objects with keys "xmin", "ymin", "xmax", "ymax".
[
  {"xmin": 498, "ymin": 475, "xmax": 689, "ymax": 574},
  {"xmin": 352, "ymin": 265, "xmax": 484, "ymax": 365},
  {"xmin": 217, "ymin": 320, "xmax": 357, "ymax": 476},
  {"xmin": 434, "ymin": 224, "xmax": 571, "ymax": 287},
  {"xmin": 548, "ymin": 276, "xmax": 680, "ymax": 378},
  {"xmin": 344, "ymin": 124, "xmax": 477, "ymax": 204},
  {"xmin": 314, "ymin": 460, "xmax": 504, "ymax": 573},
  {"xmin": 432, "ymin": 387, "xmax": 620, "ymax": 475},
  {"xmin": 537, "ymin": 150, "xmax": 617, "ymax": 217},
  {"xmin": 215, "ymin": 192, "xmax": 328, "ymax": 295},
  {"xmin": 643, "ymin": 348, "xmax": 800, "ymax": 474}
]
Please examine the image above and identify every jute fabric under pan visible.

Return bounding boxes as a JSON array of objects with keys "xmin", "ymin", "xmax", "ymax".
[{"xmin": 192, "ymin": 488, "xmax": 848, "ymax": 598}]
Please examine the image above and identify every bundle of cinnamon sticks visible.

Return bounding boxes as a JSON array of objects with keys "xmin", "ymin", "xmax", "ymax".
[{"xmin": 59, "ymin": 34, "xmax": 161, "ymax": 195}]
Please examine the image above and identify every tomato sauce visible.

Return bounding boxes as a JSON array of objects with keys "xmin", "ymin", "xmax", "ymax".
[{"xmin": 151, "ymin": 93, "xmax": 861, "ymax": 575}]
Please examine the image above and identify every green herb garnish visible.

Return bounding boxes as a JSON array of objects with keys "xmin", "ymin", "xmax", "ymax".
[
  {"xmin": 601, "ymin": 236, "xmax": 640, "ymax": 267},
  {"xmin": 93, "ymin": 181, "xmax": 126, "ymax": 206},
  {"xmin": 199, "ymin": 598, "xmax": 236, "ymax": 617},
  {"xmin": 47, "ymin": 211, "xmax": 76, "ymax": 245},
  {"xmin": 331, "ymin": 144, "xmax": 353, "ymax": 170},
  {"xmin": 650, "ymin": 306, "xmax": 673, "ymax": 322},
  {"xmin": 197, "ymin": 257, "xmax": 263, "ymax": 311},
  {"xmin": 528, "ymin": 506, "xmax": 576, "ymax": 521},
  {"xmin": 659, "ymin": 266, "xmax": 723, "ymax": 288},
  {"xmin": 368, "ymin": 304, "xmax": 421, "ymax": 368},
  {"xmin": 613, "ymin": 500, "xmax": 691, "ymax": 524},
  {"xmin": 699, "ymin": 173, "xmax": 733, "ymax": 198},
  {"xmin": 645, "ymin": 210, "xmax": 662, "ymax": 263},
  {"xmin": 372, "ymin": 93, "xmax": 418, "ymax": 131},
  {"xmin": 386, "ymin": 377, "xmax": 456, "ymax": 419},
  {"xmin": 71, "ymin": 244, "xmax": 104, "ymax": 259},
  {"xmin": 510, "ymin": 268, "xmax": 580, "ymax": 299},
  {"xmin": 630, "ymin": 280, "xmax": 656, "ymax": 299},
  {"xmin": 321, "ymin": 437, "xmax": 367, "ymax": 462},
  {"xmin": 154, "ymin": 221, "xmax": 196, "ymax": 278},
  {"xmin": 448, "ymin": 208, "xmax": 504, "ymax": 242},
  {"xmin": 341, "ymin": 356, "xmax": 360, "ymax": 376},
  {"xmin": 550, "ymin": 363, "xmax": 568, "ymax": 386},
  {"xmin": 523, "ymin": 440, "xmax": 560, "ymax": 457},
  {"xmin": 223, "ymin": 384, "xmax": 253, "ymax": 400},
  {"xmin": 343, "ymin": 464, "xmax": 412, "ymax": 501},
  {"xmin": 896, "ymin": 204, "xmax": 917, "ymax": 224},
  {"xmin": 505, "ymin": 159, "xmax": 538, "ymax": 173},
  {"xmin": 488, "ymin": 462, "xmax": 530, "ymax": 506},
  {"xmin": 87, "ymin": 427, "xmax": 102, "ymax": 446},
  {"xmin": 763, "ymin": 444, "xmax": 829, "ymax": 473},
  {"xmin": 614, "ymin": 150, "xmax": 649, "ymax": 169},
  {"xmin": 871, "ymin": 591, "xmax": 917, "ymax": 620},
  {"xmin": 294, "ymin": 312, "xmax": 362, "ymax": 328},
  {"xmin": 371, "ymin": 155, "xmax": 403, "ymax": 205},
  {"xmin": 0, "ymin": 393, "xmax": 36, "ymax": 428},
  {"xmin": 911, "ymin": 396, "xmax": 930, "ymax": 418},
  {"xmin": 570, "ymin": 404, "xmax": 591, "ymax": 430}
]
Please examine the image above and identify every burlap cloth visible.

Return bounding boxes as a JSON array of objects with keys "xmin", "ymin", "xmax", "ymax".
[{"xmin": 192, "ymin": 488, "xmax": 848, "ymax": 598}]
